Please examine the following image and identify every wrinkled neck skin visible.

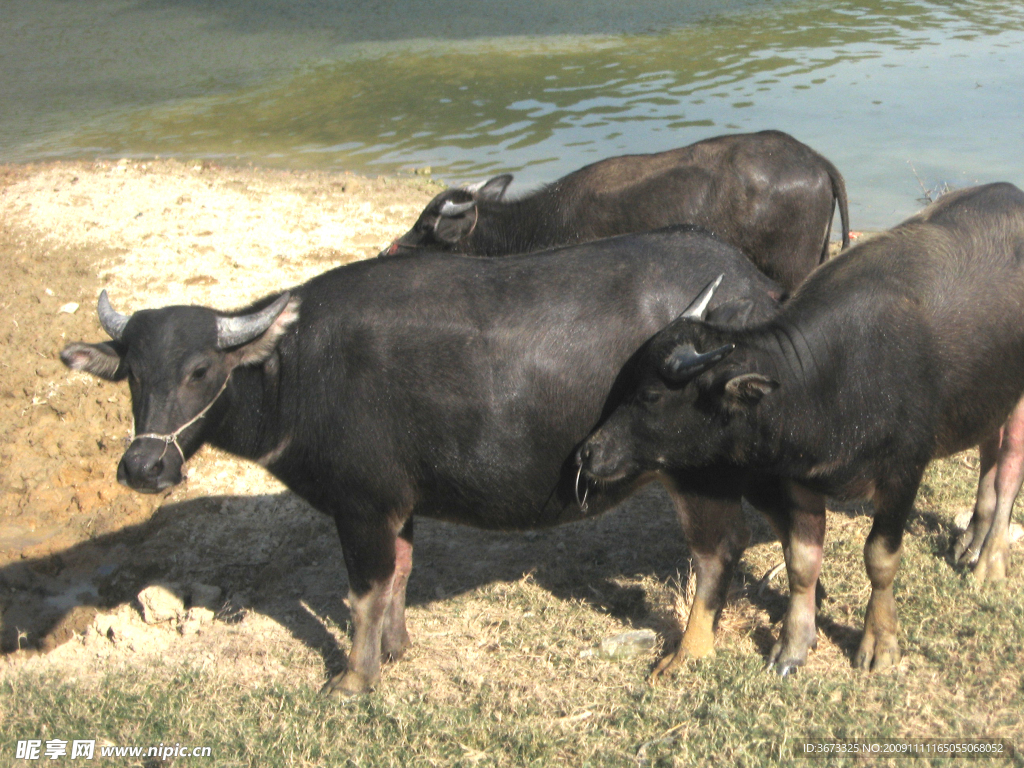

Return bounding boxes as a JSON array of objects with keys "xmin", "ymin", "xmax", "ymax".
[{"xmin": 715, "ymin": 318, "xmax": 836, "ymax": 481}]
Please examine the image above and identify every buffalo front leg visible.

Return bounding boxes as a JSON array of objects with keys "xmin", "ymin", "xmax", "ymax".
[
  {"xmin": 856, "ymin": 475, "xmax": 919, "ymax": 672},
  {"xmin": 322, "ymin": 514, "xmax": 407, "ymax": 698},
  {"xmin": 747, "ymin": 477, "xmax": 826, "ymax": 677},
  {"xmin": 652, "ymin": 473, "xmax": 749, "ymax": 679}
]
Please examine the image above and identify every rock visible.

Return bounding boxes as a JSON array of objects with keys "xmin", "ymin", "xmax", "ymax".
[
  {"xmin": 93, "ymin": 607, "xmax": 173, "ymax": 653},
  {"xmin": 597, "ymin": 629, "xmax": 658, "ymax": 660},
  {"xmin": 178, "ymin": 607, "xmax": 215, "ymax": 636},
  {"xmin": 137, "ymin": 583, "xmax": 185, "ymax": 624}
]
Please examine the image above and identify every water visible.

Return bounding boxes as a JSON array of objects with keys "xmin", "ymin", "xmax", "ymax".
[{"xmin": 2, "ymin": 0, "xmax": 1022, "ymax": 228}]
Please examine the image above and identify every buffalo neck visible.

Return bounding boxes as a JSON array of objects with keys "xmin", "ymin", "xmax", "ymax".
[
  {"xmin": 205, "ymin": 351, "xmax": 289, "ymax": 465},
  {"xmin": 726, "ymin": 309, "xmax": 856, "ymax": 481},
  {"xmin": 470, "ymin": 187, "xmax": 566, "ymax": 256}
]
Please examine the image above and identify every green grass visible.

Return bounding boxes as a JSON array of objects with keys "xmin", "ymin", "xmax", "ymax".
[{"xmin": 2, "ymin": 455, "xmax": 1023, "ymax": 767}]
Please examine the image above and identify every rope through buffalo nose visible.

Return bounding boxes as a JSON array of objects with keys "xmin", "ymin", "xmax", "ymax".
[
  {"xmin": 130, "ymin": 374, "xmax": 231, "ymax": 465},
  {"xmin": 575, "ymin": 463, "xmax": 590, "ymax": 512}
]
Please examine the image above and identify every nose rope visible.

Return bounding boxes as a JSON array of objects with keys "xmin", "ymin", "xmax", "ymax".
[
  {"xmin": 575, "ymin": 463, "xmax": 590, "ymax": 512},
  {"xmin": 130, "ymin": 374, "xmax": 232, "ymax": 466}
]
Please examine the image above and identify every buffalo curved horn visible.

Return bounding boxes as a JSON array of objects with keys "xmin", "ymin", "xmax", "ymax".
[
  {"xmin": 661, "ymin": 342, "xmax": 735, "ymax": 383},
  {"xmin": 216, "ymin": 292, "xmax": 292, "ymax": 350},
  {"xmin": 439, "ymin": 199, "xmax": 476, "ymax": 217},
  {"xmin": 97, "ymin": 290, "xmax": 130, "ymax": 341},
  {"xmin": 680, "ymin": 274, "xmax": 725, "ymax": 321}
]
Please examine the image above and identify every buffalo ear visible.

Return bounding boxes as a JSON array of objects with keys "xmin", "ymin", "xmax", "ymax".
[
  {"xmin": 229, "ymin": 296, "xmax": 301, "ymax": 367},
  {"xmin": 723, "ymin": 373, "xmax": 778, "ymax": 407},
  {"xmin": 60, "ymin": 341, "xmax": 127, "ymax": 381},
  {"xmin": 475, "ymin": 174, "xmax": 512, "ymax": 202}
]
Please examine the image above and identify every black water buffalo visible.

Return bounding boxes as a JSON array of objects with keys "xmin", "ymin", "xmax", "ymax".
[
  {"xmin": 579, "ymin": 183, "xmax": 1024, "ymax": 675},
  {"xmin": 60, "ymin": 227, "xmax": 782, "ymax": 696},
  {"xmin": 381, "ymin": 130, "xmax": 850, "ymax": 291}
]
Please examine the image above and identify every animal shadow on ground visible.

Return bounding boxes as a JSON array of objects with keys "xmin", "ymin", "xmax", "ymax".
[{"xmin": 2, "ymin": 483, "xmax": 962, "ymax": 680}]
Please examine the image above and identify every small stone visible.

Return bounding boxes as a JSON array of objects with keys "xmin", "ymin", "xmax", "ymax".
[
  {"xmin": 597, "ymin": 629, "xmax": 658, "ymax": 660},
  {"xmin": 137, "ymin": 583, "xmax": 185, "ymax": 624}
]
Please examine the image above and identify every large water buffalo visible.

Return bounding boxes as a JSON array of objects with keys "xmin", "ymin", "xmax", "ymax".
[
  {"xmin": 578, "ymin": 183, "xmax": 1024, "ymax": 675},
  {"xmin": 381, "ymin": 130, "xmax": 850, "ymax": 291},
  {"xmin": 60, "ymin": 227, "xmax": 781, "ymax": 696}
]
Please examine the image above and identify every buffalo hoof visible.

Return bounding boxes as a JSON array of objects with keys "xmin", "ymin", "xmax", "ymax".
[
  {"xmin": 954, "ymin": 524, "xmax": 1009, "ymax": 583},
  {"xmin": 972, "ymin": 547, "xmax": 1009, "ymax": 583},
  {"xmin": 766, "ymin": 640, "xmax": 815, "ymax": 678},
  {"xmin": 321, "ymin": 671, "xmax": 374, "ymax": 699},
  {"xmin": 766, "ymin": 623, "xmax": 817, "ymax": 678},
  {"xmin": 854, "ymin": 629, "xmax": 900, "ymax": 671},
  {"xmin": 382, "ymin": 635, "xmax": 412, "ymax": 663},
  {"xmin": 767, "ymin": 658, "xmax": 802, "ymax": 678},
  {"xmin": 650, "ymin": 651, "xmax": 685, "ymax": 682},
  {"xmin": 954, "ymin": 525, "xmax": 984, "ymax": 568},
  {"xmin": 649, "ymin": 645, "xmax": 714, "ymax": 683}
]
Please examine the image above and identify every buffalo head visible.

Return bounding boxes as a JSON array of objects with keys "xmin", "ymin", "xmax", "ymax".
[
  {"xmin": 60, "ymin": 290, "xmax": 300, "ymax": 492},
  {"xmin": 380, "ymin": 174, "xmax": 513, "ymax": 256},
  {"xmin": 578, "ymin": 277, "xmax": 778, "ymax": 486}
]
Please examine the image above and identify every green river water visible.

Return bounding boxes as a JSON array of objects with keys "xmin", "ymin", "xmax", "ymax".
[{"xmin": 2, "ymin": 0, "xmax": 1022, "ymax": 228}]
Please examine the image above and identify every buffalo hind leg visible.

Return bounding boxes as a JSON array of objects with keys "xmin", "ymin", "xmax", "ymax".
[
  {"xmin": 955, "ymin": 433, "xmax": 998, "ymax": 571},
  {"xmin": 747, "ymin": 477, "xmax": 827, "ymax": 677},
  {"xmin": 956, "ymin": 400, "xmax": 1024, "ymax": 582},
  {"xmin": 652, "ymin": 474, "xmax": 749, "ymax": 679},
  {"xmin": 382, "ymin": 519, "xmax": 414, "ymax": 661},
  {"xmin": 856, "ymin": 474, "xmax": 920, "ymax": 671}
]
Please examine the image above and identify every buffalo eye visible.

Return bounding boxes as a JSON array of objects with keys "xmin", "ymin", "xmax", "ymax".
[
  {"xmin": 189, "ymin": 365, "xmax": 209, "ymax": 383},
  {"xmin": 638, "ymin": 387, "xmax": 663, "ymax": 405}
]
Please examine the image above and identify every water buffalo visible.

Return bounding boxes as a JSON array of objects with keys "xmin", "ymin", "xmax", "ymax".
[
  {"xmin": 60, "ymin": 227, "xmax": 781, "ymax": 696},
  {"xmin": 381, "ymin": 130, "xmax": 850, "ymax": 291},
  {"xmin": 578, "ymin": 183, "xmax": 1024, "ymax": 675}
]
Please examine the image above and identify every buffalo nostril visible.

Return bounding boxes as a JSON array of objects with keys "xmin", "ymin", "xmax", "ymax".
[{"xmin": 118, "ymin": 443, "xmax": 177, "ymax": 492}]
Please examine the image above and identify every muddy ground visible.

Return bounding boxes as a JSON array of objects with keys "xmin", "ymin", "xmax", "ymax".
[{"xmin": 0, "ymin": 160, "xmax": 735, "ymax": 689}]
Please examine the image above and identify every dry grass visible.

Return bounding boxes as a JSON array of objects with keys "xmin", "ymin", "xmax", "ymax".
[{"xmin": 3, "ymin": 455, "xmax": 1023, "ymax": 767}]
